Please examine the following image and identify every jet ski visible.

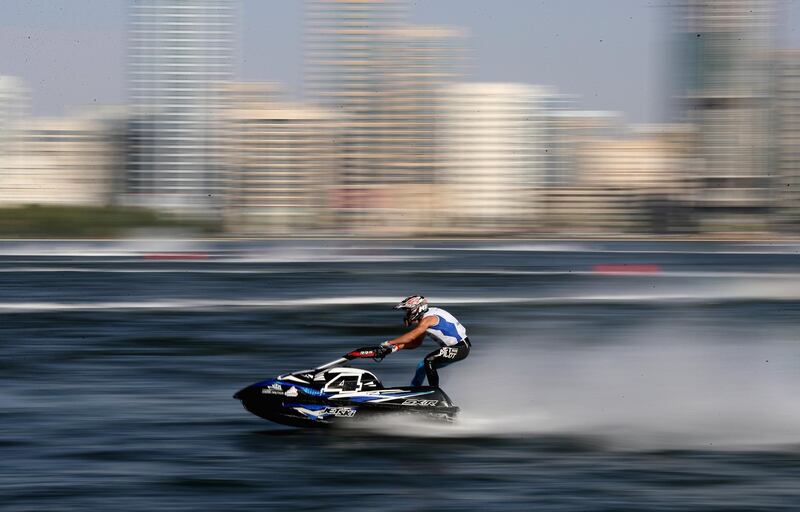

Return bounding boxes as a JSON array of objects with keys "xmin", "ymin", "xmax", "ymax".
[{"xmin": 233, "ymin": 346, "xmax": 459, "ymax": 427}]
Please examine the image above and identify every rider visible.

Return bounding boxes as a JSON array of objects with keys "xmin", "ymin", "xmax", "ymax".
[{"xmin": 380, "ymin": 295, "xmax": 471, "ymax": 388}]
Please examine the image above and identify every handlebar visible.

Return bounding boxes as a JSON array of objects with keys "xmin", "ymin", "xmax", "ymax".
[{"xmin": 346, "ymin": 345, "xmax": 391, "ymax": 361}]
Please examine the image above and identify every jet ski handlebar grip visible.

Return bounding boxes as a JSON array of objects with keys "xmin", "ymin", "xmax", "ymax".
[{"xmin": 374, "ymin": 345, "xmax": 392, "ymax": 360}]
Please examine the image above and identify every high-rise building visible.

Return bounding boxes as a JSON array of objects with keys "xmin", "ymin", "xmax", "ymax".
[
  {"xmin": 543, "ymin": 108, "xmax": 621, "ymax": 190},
  {"xmin": 540, "ymin": 94, "xmax": 579, "ymax": 188},
  {"xmin": 379, "ymin": 25, "xmax": 465, "ymax": 182},
  {"xmin": 672, "ymin": 0, "xmax": 777, "ymax": 231},
  {"xmin": 774, "ymin": 50, "xmax": 800, "ymax": 232},
  {"xmin": 224, "ymin": 85, "xmax": 338, "ymax": 235},
  {"xmin": 0, "ymin": 76, "xmax": 28, "ymax": 163},
  {"xmin": 305, "ymin": 0, "xmax": 464, "ymax": 234},
  {"xmin": 305, "ymin": 0, "xmax": 405, "ymax": 110},
  {"xmin": 0, "ymin": 108, "xmax": 126, "ymax": 207},
  {"xmin": 443, "ymin": 83, "xmax": 553, "ymax": 233},
  {"xmin": 126, "ymin": 0, "xmax": 234, "ymax": 215},
  {"xmin": 305, "ymin": 0, "xmax": 402, "ymax": 207},
  {"xmin": 0, "ymin": 76, "xmax": 29, "ymax": 203},
  {"xmin": 579, "ymin": 127, "xmax": 684, "ymax": 191}
]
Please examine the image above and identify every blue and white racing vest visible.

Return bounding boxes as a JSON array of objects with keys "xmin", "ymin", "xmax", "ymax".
[{"xmin": 422, "ymin": 307, "xmax": 468, "ymax": 347}]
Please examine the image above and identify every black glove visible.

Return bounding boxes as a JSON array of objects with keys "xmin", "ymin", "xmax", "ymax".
[{"xmin": 374, "ymin": 344, "xmax": 393, "ymax": 360}]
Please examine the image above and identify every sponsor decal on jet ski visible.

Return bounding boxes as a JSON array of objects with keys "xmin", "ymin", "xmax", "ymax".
[
  {"xmin": 261, "ymin": 383, "xmax": 284, "ymax": 395},
  {"xmin": 274, "ymin": 382, "xmax": 325, "ymax": 397},
  {"xmin": 293, "ymin": 405, "xmax": 357, "ymax": 420},
  {"xmin": 401, "ymin": 399, "xmax": 439, "ymax": 406},
  {"xmin": 326, "ymin": 407, "xmax": 357, "ymax": 417}
]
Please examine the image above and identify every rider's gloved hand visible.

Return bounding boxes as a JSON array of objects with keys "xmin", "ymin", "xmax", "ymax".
[
  {"xmin": 375, "ymin": 342, "xmax": 397, "ymax": 359},
  {"xmin": 380, "ymin": 341, "xmax": 399, "ymax": 353}
]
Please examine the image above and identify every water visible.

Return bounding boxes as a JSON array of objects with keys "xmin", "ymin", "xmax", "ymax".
[{"xmin": 2, "ymin": 240, "xmax": 800, "ymax": 511}]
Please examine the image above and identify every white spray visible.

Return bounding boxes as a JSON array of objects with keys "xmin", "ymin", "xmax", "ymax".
[{"xmin": 369, "ymin": 324, "xmax": 800, "ymax": 450}]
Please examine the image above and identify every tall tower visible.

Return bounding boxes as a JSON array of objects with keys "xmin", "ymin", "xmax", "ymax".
[
  {"xmin": 305, "ymin": 0, "xmax": 463, "ymax": 234},
  {"xmin": 127, "ymin": 0, "xmax": 234, "ymax": 215},
  {"xmin": 672, "ymin": 0, "xmax": 776, "ymax": 231},
  {"xmin": 774, "ymin": 50, "xmax": 800, "ymax": 232},
  {"xmin": 0, "ymin": 76, "xmax": 28, "ymax": 160},
  {"xmin": 223, "ymin": 83, "xmax": 338, "ymax": 235},
  {"xmin": 0, "ymin": 76, "xmax": 29, "ymax": 198},
  {"xmin": 444, "ymin": 83, "xmax": 553, "ymax": 233}
]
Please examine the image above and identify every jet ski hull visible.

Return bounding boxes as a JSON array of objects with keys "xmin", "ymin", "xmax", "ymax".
[{"xmin": 234, "ymin": 379, "xmax": 459, "ymax": 428}]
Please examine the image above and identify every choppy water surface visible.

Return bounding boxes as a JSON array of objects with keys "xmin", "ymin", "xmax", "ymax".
[{"xmin": 2, "ymin": 240, "xmax": 800, "ymax": 511}]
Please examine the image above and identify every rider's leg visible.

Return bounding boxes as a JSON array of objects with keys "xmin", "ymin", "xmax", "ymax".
[
  {"xmin": 411, "ymin": 359, "xmax": 428, "ymax": 387},
  {"xmin": 423, "ymin": 350, "xmax": 442, "ymax": 387},
  {"xmin": 423, "ymin": 344, "xmax": 470, "ymax": 387},
  {"xmin": 411, "ymin": 348, "xmax": 443, "ymax": 386}
]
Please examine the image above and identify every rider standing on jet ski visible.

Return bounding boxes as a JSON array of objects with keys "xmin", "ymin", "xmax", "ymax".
[{"xmin": 379, "ymin": 295, "xmax": 471, "ymax": 388}]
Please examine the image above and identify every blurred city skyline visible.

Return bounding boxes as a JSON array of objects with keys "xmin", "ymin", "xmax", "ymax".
[
  {"xmin": 2, "ymin": 0, "xmax": 799, "ymax": 122},
  {"xmin": 1, "ymin": 0, "xmax": 799, "ymax": 237}
]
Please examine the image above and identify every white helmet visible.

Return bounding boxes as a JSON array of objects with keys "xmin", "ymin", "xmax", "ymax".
[{"xmin": 394, "ymin": 295, "xmax": 429, "ymax": 326}]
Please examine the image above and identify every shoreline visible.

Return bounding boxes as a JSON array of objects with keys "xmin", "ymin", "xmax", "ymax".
[{"xmin": 0, "ymin": 235, "xmax": 799, "ymax": 243}]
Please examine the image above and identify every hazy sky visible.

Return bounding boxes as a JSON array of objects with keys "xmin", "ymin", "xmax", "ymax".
[{"xmin": 1, "ymin": 0, "xmax": 799, "ymax": 123}]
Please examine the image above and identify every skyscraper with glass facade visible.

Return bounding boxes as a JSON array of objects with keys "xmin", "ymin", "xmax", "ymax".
[
  {"xmin": 672, "ymin": 0, "xmax": 776, "ymax": 231},
  {"xmin": 126, "ymin": 0, "xmax": 233, "ymax": 214}
]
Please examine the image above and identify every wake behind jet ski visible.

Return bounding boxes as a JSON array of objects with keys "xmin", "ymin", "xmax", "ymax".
[{"xmin": 233, "ymin": 345, "xmax": 459, "ymax": 427}]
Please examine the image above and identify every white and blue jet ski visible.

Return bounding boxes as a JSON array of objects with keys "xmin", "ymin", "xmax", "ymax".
[{"xmin": 233, "ymin": 346, "xmax": 458, "ymax": 427}]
